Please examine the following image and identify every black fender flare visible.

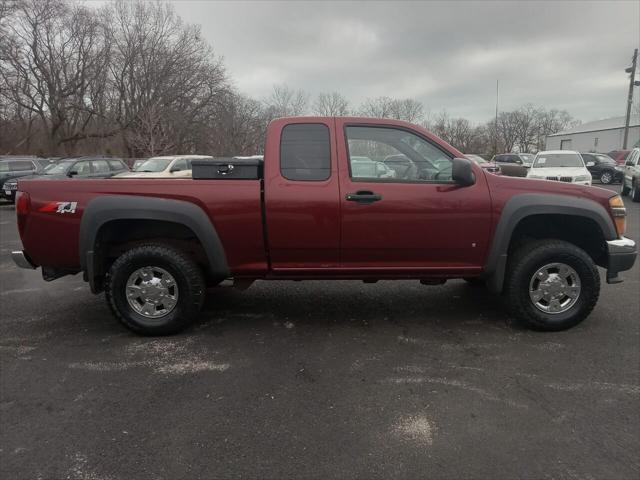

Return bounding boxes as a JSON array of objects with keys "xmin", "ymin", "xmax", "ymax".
[
  {"xmin": 79, "ymin": 195, "xmax": 229, "ymax": 292},
  {"xmin": 484, "ymin": 193, "xmax": 617, "ymax": 293}
]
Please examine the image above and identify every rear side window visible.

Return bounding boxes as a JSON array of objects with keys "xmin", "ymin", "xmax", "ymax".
[
  {"xmin": 92, "ymin": 160, "xmax": 110, "ymax": 174},
  {"xmin": 280, "ymin": 124, "xmax": 331, "ymax": 181},
  {"xmin": 108, "ymin": 160, "xmax": 124, "ymax": 170},
  {"xmin": 10, "ymin": 160, "xmax": 34, "ymax": 171}
]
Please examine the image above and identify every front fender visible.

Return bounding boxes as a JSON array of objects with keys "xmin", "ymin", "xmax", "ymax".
[{"xmin": 484, "ymin": 193, "xmax": 617, "ymax": 293}]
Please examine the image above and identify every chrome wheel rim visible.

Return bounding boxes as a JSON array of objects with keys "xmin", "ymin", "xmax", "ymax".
[
  {"xmin": 529, "ymin": 263, "xmax": 580, "ymax": 314},
  {"xmin": 600, "ymin": 172, "xmax": 612, "ymax": 184},
  {"xmin": 126, "ymin": 266, "xmax": 178, "ymax": 318}
]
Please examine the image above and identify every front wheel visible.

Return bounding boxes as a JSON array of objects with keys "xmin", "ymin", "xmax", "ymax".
[
  {"xmin": 105, "ymin": 244, "xmax": 205, "ymax": 335},
  {"xmin": 505, "ymin": 240, "xmax": 599, "ymax": 331}
]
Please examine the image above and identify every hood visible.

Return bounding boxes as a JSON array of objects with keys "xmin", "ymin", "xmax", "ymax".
[
  {"xmin": 527, "ymin": 167, "xmax": 589, "ymax": 178},
  {"xmin": 7, "ymin": 173, "xmax": 68, "ymax": 184}
]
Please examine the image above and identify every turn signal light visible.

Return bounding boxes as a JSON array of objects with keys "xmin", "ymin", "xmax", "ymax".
[{"xmin": 609, "ymin": 195, "xmax": 626, "ymax": 237}]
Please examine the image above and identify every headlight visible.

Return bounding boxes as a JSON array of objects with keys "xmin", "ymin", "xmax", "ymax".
[
  {"xmin": 609, "ymin": 195, "xmax": 626, "ymax": 236},
  {"xmin": 574, "ymin": 175, "xmax": 591, "ymax": 182}
]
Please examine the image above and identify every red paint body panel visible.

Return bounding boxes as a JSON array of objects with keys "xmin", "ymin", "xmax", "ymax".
[
  {"xmin": 19, "ymin": 179, "xmax": 267, "ymax": 274},
  {"xmin": 15, "ymin": 116, "xmax": 618, "ymax": 281}
]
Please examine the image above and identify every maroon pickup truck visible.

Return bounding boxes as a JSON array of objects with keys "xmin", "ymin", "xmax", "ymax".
[{"xmin": 12, "ymin": 117, "xmax": 637, "ymax": 335}]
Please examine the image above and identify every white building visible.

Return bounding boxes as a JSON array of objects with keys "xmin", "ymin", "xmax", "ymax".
[{"xmin": 546, "ymin": 115, "xmax": 640, "ymax": 153}]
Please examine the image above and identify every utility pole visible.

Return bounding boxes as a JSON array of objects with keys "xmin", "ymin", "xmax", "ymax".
[
  {"xmin": 494, "ymin": 79, "xmax": 499, "ymax": 154},
  {"xmin": 623, "ymin": 48, "xmax": 639, "ymax": 149}
]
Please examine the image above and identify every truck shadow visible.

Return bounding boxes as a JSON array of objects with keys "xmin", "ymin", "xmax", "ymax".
[{"xmin": 198, "ymin": 279, "xmax": 515, "ymax": 334}]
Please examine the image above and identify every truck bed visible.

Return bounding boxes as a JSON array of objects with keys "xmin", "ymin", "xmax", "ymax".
[{"xmin": 17, "ymin": 177, "xmax": 268, "ymax": 275}]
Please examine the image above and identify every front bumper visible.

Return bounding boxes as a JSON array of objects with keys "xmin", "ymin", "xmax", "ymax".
[
  {"xmin": 606, "ymin": 237, "xmax": 637, "ymax": 284},
  {"xmin": 11, "ymin": 250, "xmax": 37, "ymax": 269},
  {"xmin": 1, "ymin": 183, "xmax": 17, "ymax": 200}
]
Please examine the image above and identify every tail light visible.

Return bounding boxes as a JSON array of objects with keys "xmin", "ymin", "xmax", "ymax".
[{"xmin": 15, "ymin": 191, "xmax": 30, "ymax": 237}]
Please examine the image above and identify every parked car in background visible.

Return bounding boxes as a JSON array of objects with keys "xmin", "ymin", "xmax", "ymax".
[
  {"xmin": 492, "ymin": 153, "xmax": 534, "ymax": 167},
  {"xmin": 1, "ymin": 157, "xmax": 58, "ymax": 202},
  {"xmin": 350, "ymin": 156, "xmax": 397, "ymax": 179},
  {"xmin": 2, "ymin": 157, "xmax": 128, "ymax": 202},
  {"xmin": 131, "ymin": 159, "xmax": 147, "ymax": 171},
  {"xmin": 465, "ymin": 154, "xmax": 500, "ymax": 174},
  {"xmin": 621, "ymin": 147, "xmax": 640, "ymax": 202},
  {"xmin": 115, "ymin": 155, "xmax": 213, "ymax": 178},
  {"xmin": 608, "ymin": 150, "xmax": 631, "ymax": 166},
  {"xmin": 527, "ymin": 150, "xmax": 592, "ymax": 185},
  {"xmin": 581, "ymin": 153, "xmax": 623, "ymax": 184},
  {"xmin": 491, "ymin": 153, "xmax": 534, "ymax": 177}
]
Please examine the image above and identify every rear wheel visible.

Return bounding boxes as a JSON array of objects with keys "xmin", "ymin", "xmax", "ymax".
[
  {"xmin": 105, "ymin": 244, "xmax": 205, "ymax": 335},
  {"xmin": 632, "ymin": 181, "xmax": 640, "ymax": 202},
  {"xmin": 505, "ymin": 240, "xmax": 599, "ymax": 331},
  {"xmin": 621, "ymin": 183, "xmax": 630, "ymax": 196},
  {"xmin": 599, "ymin": 171, "xmax": 613, "ymax": 184}
]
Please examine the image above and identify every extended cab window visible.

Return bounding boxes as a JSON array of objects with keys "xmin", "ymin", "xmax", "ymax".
[
  {"xmin": 345, "ymin": 126, "xmax": 452, "ymax": 182},
  {"xmin": 280, "ymin": 124, "xmax": 330, "ymax": 181}
]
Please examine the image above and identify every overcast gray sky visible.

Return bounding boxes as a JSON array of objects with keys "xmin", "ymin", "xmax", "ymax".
[{"xmin": 169, "ymin": 1, "xmax": 639, "ymax": 123}]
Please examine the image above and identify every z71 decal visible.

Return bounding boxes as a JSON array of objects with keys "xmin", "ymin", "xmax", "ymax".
[{"xmin": 39, "ymin": 201, "xmax": 78, "ymax": 214}]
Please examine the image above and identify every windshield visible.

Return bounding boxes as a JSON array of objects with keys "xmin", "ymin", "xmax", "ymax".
[
  {"xmin": 533, "ymin": 153, "xmax": 584, "ymax": 168},
  {"xmin": 136, "ymin": 157, "xmax": 172, "ymax": 172},
  {"xmin": 43, "ymin": 160, "xmax": 74, "ymax": 174}
]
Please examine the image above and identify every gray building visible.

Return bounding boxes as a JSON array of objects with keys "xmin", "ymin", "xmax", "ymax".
[{"xmin": 546, "ymin": 114, "xmax": 640, "ymax": 153}]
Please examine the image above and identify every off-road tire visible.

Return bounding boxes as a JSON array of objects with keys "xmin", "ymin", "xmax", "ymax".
[
  {"xmin": 105, "ymin": 244, "xmax": 205, "ymax": 335},
  {"xmin": 505, "ymin": 239, "xmax": 599, "ymax": 331}
]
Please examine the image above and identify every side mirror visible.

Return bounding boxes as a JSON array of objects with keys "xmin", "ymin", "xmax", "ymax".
[
  {"xmin": 452, "ymin": 158, "xmax": 476, "ymax": 187},
  {"xmin": 68, "ymin": 170, "xmax": 78, "ymax": 177},
  {"xmin": 586, "ymin": 161, "xmax": 595, "ymax": 167}
]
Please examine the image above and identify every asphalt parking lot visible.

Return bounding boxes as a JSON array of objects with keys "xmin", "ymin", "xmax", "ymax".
[{"xmin": 0, "ymin": 185, "xmax": 638, "ymax": 480}]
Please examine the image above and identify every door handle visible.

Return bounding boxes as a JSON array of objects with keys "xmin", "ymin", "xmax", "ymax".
[{"xmin": 346, "ymin": 190, "xmax": 382, "ymax": 204}]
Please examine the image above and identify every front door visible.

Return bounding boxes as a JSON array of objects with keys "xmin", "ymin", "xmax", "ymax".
[{"xmin": 336, "ymin": 121, "xmax": 492, "ymax": 273}]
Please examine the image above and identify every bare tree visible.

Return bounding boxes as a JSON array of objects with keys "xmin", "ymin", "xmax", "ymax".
[
  {"xmin": 103, "ymin": 0, "xmax": 228, "ymax": 156},
  {"xmin": 263, "ymin": 84, "xmax": 309, "ymax": 119},
  {"xmin": 206, "ymin": 92, "xmax": 268, "ymax": 155},
  {"xmin": 0, "ymin": 0, "xmax": 111, "ymax": 153},
  {"xmin": 358, "ymin": 96, "xmax": 395, "ymax": 118},
  {"xmin": 534, "ymin": 108, "xmax": 578, "ymax": 151},
  {"xmin": 359, "ymin": 96, "xmax": 425, "ymax": 123},
  {"xmin": 312, "ymin": 92, "xmax": 349, "ymax": 116},
  {"xmin": 388, "ymin": 98, "xmax": 425, "ymax": 123}
]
